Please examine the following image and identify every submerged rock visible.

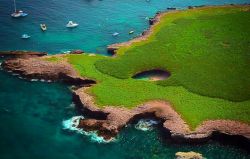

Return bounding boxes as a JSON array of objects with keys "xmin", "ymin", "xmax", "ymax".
[{"xmin": 175, "ymin": 151, "xmax": 204, "ymax": 159}]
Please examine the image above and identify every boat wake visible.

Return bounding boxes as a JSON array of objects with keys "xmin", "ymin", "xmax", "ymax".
[
  {"xmin": 62, "ymin": 116, "xmax": 116, "ymax": 143},
  {"xmin": 135, "ymin": 119, "xmax": 159, "ymax": 131}
]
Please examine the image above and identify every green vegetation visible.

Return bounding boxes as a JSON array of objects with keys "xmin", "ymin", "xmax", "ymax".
[{"xmin": 66, "ymin": 6, "xmax": 250, "ymax": 129}]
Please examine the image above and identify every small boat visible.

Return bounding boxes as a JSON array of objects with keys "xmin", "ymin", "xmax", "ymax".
[
  {"xmin": 11, "ymin": 0, "xmax": 28, "ymax": 18},
  {"xmin": 66, "ymin": 21, "xmax": 79, "ymax": 28},
  {"xmin": 167, "ymin": 7, "xmax": 176, "ymax": 10},
  {"xmin": 129, "ymin": 30, "xmax": 134, "ymax": 34},
  {"xmin": 21, "ymin": 34, "xmax": 30, "ymax": 39},
  {"xmin": 40, "ymin": 24, "xmax": 47, "ymax": 31},
  {"xmin": 112, "ymin": 32, "xmax": 119, "ymax": 36}
]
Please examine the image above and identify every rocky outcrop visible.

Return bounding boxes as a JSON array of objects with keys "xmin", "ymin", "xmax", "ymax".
[
  {"xmin": 70, "ymin": 50, "xmax": 84, "ymax": 54},
  {"xmin": 0, "ymin": 50, "xmax": 47, "ymax": 58},
  {"xmin": 73, "ymin": 87, "xmax": 250, "ymax": 144},
  {"xmin": 175, "ymin": 151, "xmax": 204, "ymax": 159},
  {"xmin": 1, "ymin": 56, "xmax": 95, "ymax": 85}
]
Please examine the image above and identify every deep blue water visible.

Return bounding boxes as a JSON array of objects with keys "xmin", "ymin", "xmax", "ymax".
[{"xmin": 0, "ymin": 0, "xmax": 250, "ymax": 158}]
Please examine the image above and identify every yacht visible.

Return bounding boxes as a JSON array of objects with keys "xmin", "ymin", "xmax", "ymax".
[
  {"xmin": 40, "ymin": 24, "xmax": 47, "ymax": 31},
  {"xmin": 66, "ymin": 21, "xmax": 79, "ymax": 28},
  {"xmin": 11, "ymin": 0, "xmax": 28, "ymax": 18},
  {"xmin": 112, "ymin": 32, "xmax": 119, "ymax": 36}
]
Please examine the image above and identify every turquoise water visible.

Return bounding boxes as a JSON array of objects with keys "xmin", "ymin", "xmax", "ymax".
[
  {"xmin": 0, "ymin": 0, "xmax": 249, "ymax": 54},
  {"xmin": 1, "ymin": 0, "xmax": 250, "ymax": 158}
]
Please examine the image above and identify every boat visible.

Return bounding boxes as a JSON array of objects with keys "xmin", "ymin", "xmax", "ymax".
[
  {"xmin": 40, "ymin": 24, "xmax": 47, "ymax": 31},
  {"xmin": 21, "ymin": 34, "xmax": 30, "ymax": 39},
  {"xmin": 11, "ymin": 10, "xmax": 28, "ymax": 18},
  {"xmin": 167, "ymin": 7, "xmax": 176, "ymax": 10},
  {"xmin": 129, "ymin": 30, "xmax": 134, "ymax": 34},
  {"xmin": 112, "ymin": 32, "xmax": 119, "ymax": 36},
  {"xmin": 66, "ymin": 21, "xmax": 79, "ymax": 28},
  {"xmin": 11, "ymin": 0, "xmax": 28, "ymax": 18}
]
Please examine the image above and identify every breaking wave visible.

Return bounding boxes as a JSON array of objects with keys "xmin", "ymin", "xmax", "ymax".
[
  {"xmin": 135, "ymin": 119, "xmax": 159, "ymax": 131},
  {"xmin": 62, "ymin": 116, "xmax": 116, "ymax": 143}
]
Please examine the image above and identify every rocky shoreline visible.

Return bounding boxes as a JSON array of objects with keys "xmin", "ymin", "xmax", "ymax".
[
  {"xmin": 1, "ymin": 55, "xmax": 95, "ymax": 85},
  {"xmin": 1, "ymin": 55, "xmax": 250, "ymax": 146},
  {"xmin": 73, "ymin": 87, "xmax": 250, "ymax": 143}
]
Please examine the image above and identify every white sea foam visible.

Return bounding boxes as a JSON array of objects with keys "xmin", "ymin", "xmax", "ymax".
[
  {"xmin": 30, "ymin": 79, "xmax": 39, "ymax": 82},
  {"xmin": 61, "ymin": 50, "xmax": 71, "ymax": 54},
  {"xmin": 135, "ymin": 119, "xmax": 159, "ymax": 131},
  {"xmin": 62, "ymin": 116, "xmax": 116, "ymax": 143}
]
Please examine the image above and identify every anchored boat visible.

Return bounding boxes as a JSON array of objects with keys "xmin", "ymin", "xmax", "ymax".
[
  {"xmin": 11, "ymin": 0, "xmax": 28, "ymax": 18},
  {"xmin": 112, "ymin": 32, "xmax": 119, "ymax": 36},
  {"xmin": 66, "ymin": 21, "xmax": 79, "ymax": 28},
  {"xmin": 129, "ymin": 30, "xmax": 134, "ymax": 34},
  {"xmin": 40, "ymin": 24, "xmax": 47, "ymax": 31}
]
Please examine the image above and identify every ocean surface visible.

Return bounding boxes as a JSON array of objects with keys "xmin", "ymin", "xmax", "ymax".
[{"xmin": 0, "ymin": 0, "xmax": 250, "ymax": 158}]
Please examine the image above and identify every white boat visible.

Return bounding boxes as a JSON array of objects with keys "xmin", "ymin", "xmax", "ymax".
[
  {"xmin": 112, "ymin": 32, "xmax": 119, "ymax": 36},
  {"xmin": 11, "ymin": 0, "xmax": 28, "ymax": 18},
  {"xmin": 66, "ymin": 21, "xmax": 79, "ymax": 28},
  {"xmin": 40, "ymin": 24, "xmax": 47, "ymax": 31},
  {"xmin": 129, "ymin": 30, "xmax": 134, "ymax": 34},
  {"xmin": 21, "ymin": 34, "xmax": 30, "ymax": 39}
]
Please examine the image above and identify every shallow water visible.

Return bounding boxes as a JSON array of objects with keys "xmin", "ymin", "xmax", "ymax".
[{"xmin": 0, "ymin": 0, "xmax": 250, "ymax": 158}]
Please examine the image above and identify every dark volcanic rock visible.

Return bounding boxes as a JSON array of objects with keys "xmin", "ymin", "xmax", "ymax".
[
  {"xmin": 149, "ymin": 17, "xmax": 156, "ymax": 25},
  {"xmin": 0, "ymin": 50, "xmax": 47, "ymax": 58}
]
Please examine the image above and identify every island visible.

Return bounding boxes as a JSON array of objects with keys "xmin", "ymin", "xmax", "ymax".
[{"xmin": 2, "ymin": 5, "xmax": 250, "ymax": 144}]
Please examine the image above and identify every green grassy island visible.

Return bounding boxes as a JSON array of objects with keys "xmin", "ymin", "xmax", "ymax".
[{"xmin": 45, "ymin": 5, "xmax": 250, "ymax": 129}]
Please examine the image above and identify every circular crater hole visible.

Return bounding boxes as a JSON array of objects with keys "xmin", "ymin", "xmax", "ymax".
[{"xmin": 132, "ymin": 69, "xmax": 170, "ymax": 81}]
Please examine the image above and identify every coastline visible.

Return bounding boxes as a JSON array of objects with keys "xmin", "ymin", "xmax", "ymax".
[
  {"xmin": 73, "ymin": 87, "xmax": 250, "ymax": 143},
  {"xmin": 107, "ymin": 4, "xmax": 250, "ymax": 55},
  {"xmin": 1, "ymin": 54, "xmax": 250, "ymax": 146},
  {"xmin": 1, "ymin": 4, "xmax": 250, "ymax": 147}
]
